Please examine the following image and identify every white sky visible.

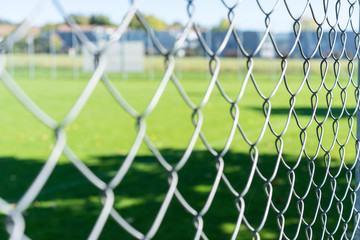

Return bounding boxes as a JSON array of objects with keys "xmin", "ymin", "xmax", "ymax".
[{"xmin": 0, "ymin": 0, "xmax": 358, "ymax": 33}]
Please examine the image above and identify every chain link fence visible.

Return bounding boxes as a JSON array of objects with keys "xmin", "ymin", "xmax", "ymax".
[{"xmin": 1, "ymin": 0, "xmax": 360, "ymax": 239}]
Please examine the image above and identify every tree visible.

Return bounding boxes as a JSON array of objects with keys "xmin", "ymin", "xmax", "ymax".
[
  {"xmin": 146, "ymin": 15, "xmax": 167, "ymax": 30},
  {"xmin": 34, "ymin": 32, "xmax": 63, "ymax": 53},
  {"xmin": 70, "ymin": 14, "xmax": 90, "ymax": 25},
  {"xmin": 300, "ymin": 17, "xmax": 317, "ymax": 31},
  {"xmin": 0, "ymin": 18, "xmax": 12, "ymax": 25},
  {"xmin": 129, "ymin": 16, "xmax": 143, "ymax": 29},
  {"xmin": 169, "ymin": 21, "xmax": 183, "ymax": 29},
  {"xmin": 42, "ymin": 23, "xmax": 59, "ymax": 31},
  {"xmin": 89, "ymin": 15, "xmax": 113, "ymax": 26},
  {"xmin": 69, "ymin": 14, "xmax": 113, "ymax": 26},
  {"xmin": 13, "ymin": 39, "xmax": 27, "ymax": 53},
  {"xmin": 129, "ymin": 14, "xmax": 167, "ymax": 30},
  {"xmin": 212, "ymin": 18, "xmax": 230, "ymax": 31}
]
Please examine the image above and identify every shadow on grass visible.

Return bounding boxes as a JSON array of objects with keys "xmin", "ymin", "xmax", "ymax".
[
  {"xmin": 0, "ymin": 150, "xmax": 356, "ymax": 239},
  {"xmin": 250, "ymin": 106, "xmax": 356, "ymax": 118}
]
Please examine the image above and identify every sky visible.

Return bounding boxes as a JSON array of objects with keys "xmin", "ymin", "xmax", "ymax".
[{"xmin": 0, "ymin": 0, "xmax": 358, "ymax": 33}]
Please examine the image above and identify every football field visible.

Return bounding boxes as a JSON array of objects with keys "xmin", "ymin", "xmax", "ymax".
[{"xmin": 0, "ymin": 55, "xmax": 357, "ymax": 239}]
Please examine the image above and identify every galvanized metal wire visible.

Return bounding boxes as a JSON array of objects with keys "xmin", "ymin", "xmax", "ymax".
[{"xmin": 1, "ymin": 0, "xmax": 360, "ymax": 239}]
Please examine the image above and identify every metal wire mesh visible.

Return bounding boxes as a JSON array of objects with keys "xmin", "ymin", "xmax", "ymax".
[{"xmin": 1, "ymin": 0, "xmax": 360, "ymax": 239}]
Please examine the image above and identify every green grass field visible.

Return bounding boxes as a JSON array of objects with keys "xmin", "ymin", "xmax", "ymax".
[{"xmin": 0, "ymin": 54, "xmax": 358, "ymax": 239}]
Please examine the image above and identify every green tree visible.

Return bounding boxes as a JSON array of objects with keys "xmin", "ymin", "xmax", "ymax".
[
  {"xmin": 34, "ymin": 32, "xmax": 63, "ymax": 53},
  {"xmin": 300, "ymin": 17, "xmax": 317, "ymax": 31},
  {"xmin": 0, "ymin": 18, "xmax": 12, "ymax": 25},
  {"xmin": 42, "ymin": 23, "xmax": 59, "ymax": 31},
  {"xmin": 212, "ymin": 18, "xmax": 230, "ymax": 31},
  {"xmin": 146, "ymin": 15, "xmax": 167, "ymax": 30},
  {"xmin": 70, "ymin": 14, "xmax": 90, "ymax": 25},
  {"xmin": 89, "ymin": 15, "xmax": 113, "ymax": 26},
  {"xmin": 129, "ymin": 16, "xmax": 143, "ymax": 29},
  {"xmin": 129, "ymin": 14, "xmax": 167, "ymax": 30},
  {"xmin": 169, "ymin": 21, "xmax": 183, "ymax": 29},
  {"xmin": 13, "ymin": 39, "xmax": 27, "ymax": 53}
]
